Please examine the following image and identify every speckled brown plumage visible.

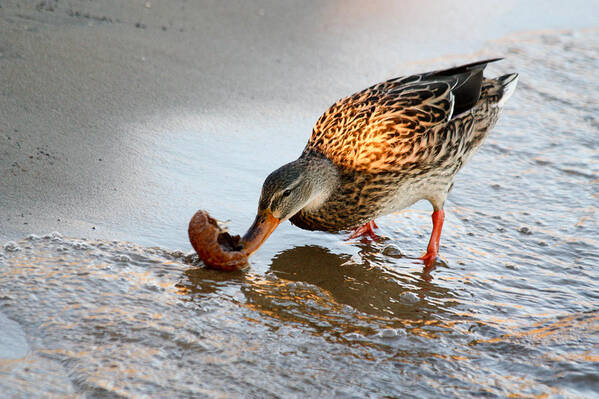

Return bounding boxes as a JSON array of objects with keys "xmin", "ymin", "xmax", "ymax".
[{"xmin": 290, "ymin": 59, "xmax": 518, "ymax": 232}]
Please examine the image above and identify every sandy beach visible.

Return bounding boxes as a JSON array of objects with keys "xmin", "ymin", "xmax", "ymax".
[{"xmin": 2, "ymin": 0, "xmax": 598, "ymax": 249}]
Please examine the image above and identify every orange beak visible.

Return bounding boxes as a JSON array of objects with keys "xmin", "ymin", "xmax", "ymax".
[{"xmin": 241, "ymin": 210, "xmax": 280, "ymax": 255}]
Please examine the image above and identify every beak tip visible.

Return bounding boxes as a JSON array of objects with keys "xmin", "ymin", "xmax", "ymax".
[{"xmin": 241, "ymin": 211, "xmax": 280, "ymax": 255}]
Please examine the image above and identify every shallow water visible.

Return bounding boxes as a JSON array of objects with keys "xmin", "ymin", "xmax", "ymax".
[{"xmin": 1, "ymin": 28, "xmax": 599, "ymax": 398}]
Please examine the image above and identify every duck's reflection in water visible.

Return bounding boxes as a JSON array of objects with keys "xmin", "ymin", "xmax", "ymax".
[
  {"xmin": 178, "ymin": 245, "xmax": 458, "ymax": 345},
  {"xmin": 266, "ymin": 245, "xmax": 450, "ymax": 318}
]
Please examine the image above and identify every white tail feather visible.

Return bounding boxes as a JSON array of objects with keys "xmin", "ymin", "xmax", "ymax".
[{"xmin": 497, "ymin": 74, "xmax": 519, "ymax": 107}]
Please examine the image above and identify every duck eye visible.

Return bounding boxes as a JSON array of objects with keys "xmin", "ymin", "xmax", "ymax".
[{"xmin": 282, "ymin": 189, "xmax": 292, "ymax": 197}]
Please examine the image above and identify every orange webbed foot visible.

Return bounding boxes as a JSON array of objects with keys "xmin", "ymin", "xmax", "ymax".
[
  {"xmin": 347, "ymin": 220, "xmax": 379, "ymax": 241},
  {"xmin": 419, "ymin": 251, "xmax": 438, "ymax": 268}
]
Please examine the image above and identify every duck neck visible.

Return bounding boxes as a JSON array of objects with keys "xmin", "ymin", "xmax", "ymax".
[{"xmin": 299, "ymin": 153, "xmax": 339, "ymax": 212}]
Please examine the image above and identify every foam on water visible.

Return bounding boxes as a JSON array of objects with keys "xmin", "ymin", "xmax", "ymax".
[{"xmin": 1, "ymin": 28, "xmax": 599, "ymax": 398}]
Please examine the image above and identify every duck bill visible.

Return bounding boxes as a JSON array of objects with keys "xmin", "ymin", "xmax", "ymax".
[{"xmin": 241, "ymin": 210, "xmax": 280, "ymax": 256}]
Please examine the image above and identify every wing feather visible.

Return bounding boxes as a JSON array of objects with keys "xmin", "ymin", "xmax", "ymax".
[
  {"xmin": 305, "ymin": 78, "xmax": 455, "ymax": 172},
  {"xmin": 304, "ymin": 60, "xmax": 500, "ymax": 172}
]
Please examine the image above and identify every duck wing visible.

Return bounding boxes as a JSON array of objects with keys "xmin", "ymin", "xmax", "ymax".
[{"xmin": 304, "ymin": 59, "xmax": 500, "ymax": 172}]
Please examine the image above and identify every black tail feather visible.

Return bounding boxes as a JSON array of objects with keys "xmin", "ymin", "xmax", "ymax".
[{"xmin": 426, "ymin": 58, "xmax": 502, "ymax": 117}]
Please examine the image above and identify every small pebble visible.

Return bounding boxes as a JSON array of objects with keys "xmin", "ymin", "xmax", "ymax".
[
  {"xmin": 519, "ymin": 226, "xmax": 533, "ymax": 235},
  {"xmin": 382, "ymin": 244, "xmax": 403, "ymax": 258},
  {"xmin": 399, "ymin": 292, "xmax": 419, "ymax": 304}
]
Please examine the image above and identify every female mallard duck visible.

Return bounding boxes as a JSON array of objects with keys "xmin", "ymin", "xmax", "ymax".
[{"xmin": 242, "ymin": 59, "xmax": 518, "ymax": 266}]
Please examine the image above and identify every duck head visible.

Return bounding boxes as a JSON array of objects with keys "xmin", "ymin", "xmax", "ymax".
[{"xmin": 242, "ymin": 155, "xmax": 338, "ymax": 255}]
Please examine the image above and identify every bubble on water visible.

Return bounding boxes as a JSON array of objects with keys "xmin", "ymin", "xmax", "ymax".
[
  {"xmin": 382, "ymin": 244, "xmax": 403, "ymax": 258},
  {"xmin": 399, "ymin": 292, "xmax": 419, "ymax": 304},
  {"xmin": 3, "ymin": 241, "xmax": 21, "ymax": 252}
]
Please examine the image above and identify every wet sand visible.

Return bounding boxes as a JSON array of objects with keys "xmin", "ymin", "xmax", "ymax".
[{"xmin": 1, "ymin": 0, "xmax": 599, "ymax": 248}]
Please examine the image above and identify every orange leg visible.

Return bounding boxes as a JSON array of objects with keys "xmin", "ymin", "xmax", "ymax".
[
  {"xmin": 348, "ymin": 220, "xmax": 379, "ymax": 240},
  {"xmin": 419, "ymin": 209, "xmax": 445, "ymax": 267}
]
